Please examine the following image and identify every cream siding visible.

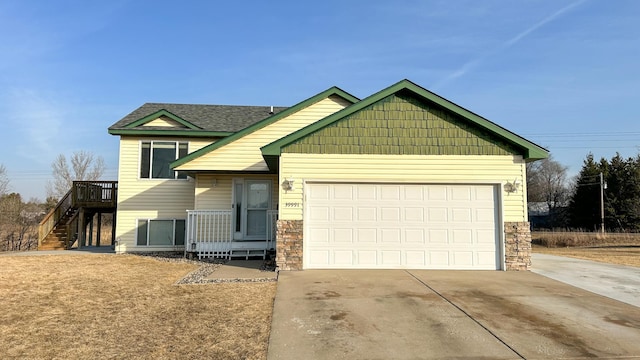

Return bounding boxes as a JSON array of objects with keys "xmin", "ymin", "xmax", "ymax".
[
  {"xmin": 114, "ymin": 136, "xmax": 217, "ymax": 253},
  {"xmin": 175, "ymin": 96, "xmax": 353, "ymax": 172},
  {"xmin": 195, "ymin": 174, "xmax": 279, "ymax": 210},
  {"xmin": 279, "ymin": 153, "xmax": 527, "ymax": 222},
  {"xmin": 143, "ymin": 116, "xmax": 187, "ymax": 128}
]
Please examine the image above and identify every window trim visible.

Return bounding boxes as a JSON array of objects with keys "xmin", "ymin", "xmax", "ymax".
[
  {"xmin": 136, "ymin": 218, "xmax": 186, "ymax": 246},
  {"xmin": 139, "ymin": 140, "xmax": 189, "ymax": 180}
]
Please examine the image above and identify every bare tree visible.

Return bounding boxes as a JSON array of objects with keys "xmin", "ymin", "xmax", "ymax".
[
  {"xmin": 527, "ymin": 155, "xmax": 571, "ymax": 227},
  {"xmin": 0, "ymin": 164, "xmax": 9, "ymax": 196},
  {"xmin": 47, "ymin": 150, "xmax": 105, "ymax": 199}
]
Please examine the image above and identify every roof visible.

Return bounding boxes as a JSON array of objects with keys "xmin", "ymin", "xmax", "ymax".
[
  {"xmin": 261, "ymin": 79, "xmax": 549, "ymax": 165},
  {"xmin": 108, "ymin": 103, "xmax": 288, "ymax": 137},
  {"xmin": 171, "ymin": 86, "xmax": 359, "ymax": 169}
]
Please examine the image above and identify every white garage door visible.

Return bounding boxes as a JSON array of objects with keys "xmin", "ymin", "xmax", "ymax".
[{"xmin": 305, "ymin": 183, "xmax": 501, "ymax": 270}]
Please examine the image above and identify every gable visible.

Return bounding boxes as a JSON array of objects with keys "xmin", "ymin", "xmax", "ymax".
[
  {"xmin": 262, "ymin": 79, "xmax": 548, "ymax": 164},
  {"xmin": 172, "ymin": 95, "xmax": 352, "ymax": 172},
  {"xmin": 171, "ymin": 88, "xmax": 359, "ymax": 172},
  {"xmin": 283, "ymin": 93, "xmax": 520, "ymax": 156},
  {"xmin": 142, "ymin": 116, "xmax": 189, "ymax": 128}
]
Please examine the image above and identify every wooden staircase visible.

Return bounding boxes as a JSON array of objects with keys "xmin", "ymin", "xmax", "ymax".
[
  {"xmin": 39, "ymin": 208, "xmax": 79, "ymax": 250},
  {"xmin": 38, "ymin": 181, "xmax": 117, "ymax": 251}
]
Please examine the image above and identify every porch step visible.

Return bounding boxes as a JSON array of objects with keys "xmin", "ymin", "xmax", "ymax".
[{"xmin": 229, "ymin": 249, "xmax": 266, "ymax": 260}]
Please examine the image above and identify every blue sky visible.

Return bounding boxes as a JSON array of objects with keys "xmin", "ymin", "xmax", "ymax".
[{"xmin": 1, "ymin": 0, "xmax": 639, "ymax": 200}]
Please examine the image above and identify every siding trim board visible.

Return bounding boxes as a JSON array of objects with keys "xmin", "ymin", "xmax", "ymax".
[{"xmin": 124, "ymin": 109, "xmax": 202, "ymax": 129}]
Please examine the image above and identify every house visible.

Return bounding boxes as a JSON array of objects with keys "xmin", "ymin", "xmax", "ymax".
[{"xmin": 108, "ymin": 79, "xmax": 548, "ymax": 271}]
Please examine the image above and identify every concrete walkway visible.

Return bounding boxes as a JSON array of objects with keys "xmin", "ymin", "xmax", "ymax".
[{"xmin": 532, "ymin": 253, "xmax": 640, "ymax": 308}]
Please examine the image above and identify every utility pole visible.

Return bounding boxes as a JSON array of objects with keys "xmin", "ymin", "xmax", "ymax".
[{"xmin": 600, "ymin": 172, "xmax": 605, "ymax": 234}]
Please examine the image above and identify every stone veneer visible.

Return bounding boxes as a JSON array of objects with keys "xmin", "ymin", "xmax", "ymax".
[
  {"xmin": 504, "ymin": 221, "xmax": 532, "ymax": 271},
  {"xmin": 275, "ymin": 220, "xmax": 303, "ymax": 270}
]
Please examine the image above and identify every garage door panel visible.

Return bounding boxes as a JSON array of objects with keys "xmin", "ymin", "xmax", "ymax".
[
  {"xmin": 427, "ymin": 229, "xmax": 449, "ymax": 243},
  {"xmin": 453, "ymin": 251, "xmax": 474, "ymax": 266},
  {"xmin": 308, "ymin": 184, "xmax": 330, "ymax": 200},
  {"xmin": 309, "ymin": 250, "xmax": 330, "ymax": 265},
  {"xmin": 429, "ymin": 251, "xmax": 450, "ymax": 266},
  {"xmin": 405, "ymin": 229, "xmax": 425, "ymax": 243},
  {"xmin": 333, "ymin": 228, "xmax": 353, "ymax": 243},
  {"xmin": 305, "ymin": 183, "xmax": 500, "ymax": 270},
  {"xmin": 403, "ymin": 185, "xmax": 425, "ymax": 201},
  {"xmin": 333, "ymin": 184, "xmax": 354, "ymax": 200},
  {"xmin": 380, "ymin": 186, "xmax": 401, "ymax": 200},
  {"xmin": 334, "ymin": 250, "xmax": 353, "ymax": 265},
  {"xmin": 380, "ymin": 228, "xmax": 401, "ymax": 243},
  {"xmin": 451, "ymin": 208, "xmax": 472, "ymax": 222},
  {"xmin": 333, "ymin": 207, "xmax": 354, "ymax": 221},
  {"xmin": 404, "ymin": 207, "xmax": 425, "ymax": 222},
  {"xmin": 307, "ymin": 227, "xmax": 330, "ymax": 243},
  {"xmin": 356, "ymin": 228, "xmax": 377, "ymax": 243},
  {"xmin": 428, "ymin": 208, "xmax": 448, "ymax": 222},
  {"xmin": 381, "ymin": 250, "xmax": 401, "ymax": 265},
  {"xmin": 451, "ymin": 186, "xmax": 472, "ymax": 201},
  {"xmin": 427, "ymin": 186, "xmax": 448, "ymax": 201},
  {"xmin": 357, "ymin": 250, "xmax": 377, "ymax": 265},
  {"xmin": 452, "ymin": 229, "xmax": 473, "ymax": 244},
  {"xmin": 406, "ymin": 251, "xmax": 426, "ymax": 266},
  {"xmin": 356, "ymin": 185, "xmax": 377, "ymax": 200},
  {"xmin": 357, "ymin": 207, "xmax": 377, "ymax": 221}
]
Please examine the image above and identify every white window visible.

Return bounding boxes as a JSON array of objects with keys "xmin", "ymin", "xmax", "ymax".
[
  {"xmin": 136, "ymin": 219, "xmax": 186, "ymax": 246},
  {"xmin": 140, "ymin": 141, "xmax": 188, "ymax": 179}
]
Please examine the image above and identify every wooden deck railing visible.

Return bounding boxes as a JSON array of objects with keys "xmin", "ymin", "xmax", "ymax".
[
  {"xmin": 38, "ymin": 181, "xmax": 118, "ymax": 247},
  {"xmin": 38, "ymin": 189, "xmax": 73, "ymax": 247},
  {"xmin": 72, "ymin": 181, "xmax": 118, "ymax": 208}
]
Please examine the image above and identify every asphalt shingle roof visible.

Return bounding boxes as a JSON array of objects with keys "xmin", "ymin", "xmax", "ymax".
[{"xmin": 109, "ymin": 103, "xmax": 288, "ymax": 132}]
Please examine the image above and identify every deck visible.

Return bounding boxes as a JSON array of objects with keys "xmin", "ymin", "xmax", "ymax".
[{"xmin": 38, "ymin": 181, "xmax": 118, "ymax": 250}]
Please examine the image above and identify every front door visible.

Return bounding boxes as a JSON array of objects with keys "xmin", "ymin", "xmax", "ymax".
[{"xmin": 233, "ymin": 179, "xmax": 271, "ymax": 240}]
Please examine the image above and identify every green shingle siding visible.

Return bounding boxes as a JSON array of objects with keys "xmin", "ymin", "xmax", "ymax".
[{"xmin": 283, "ymin": 94, "xmax": 520, "ymax": 156}]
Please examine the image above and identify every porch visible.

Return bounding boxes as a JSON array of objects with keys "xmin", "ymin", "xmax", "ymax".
[{"xmin": 185, "ymin": 209, "xmax": 278, "ymax": 260}]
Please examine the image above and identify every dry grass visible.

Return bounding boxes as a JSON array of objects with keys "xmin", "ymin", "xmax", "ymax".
[
  {"xmin": 0, "ymin": 254, "xmax": 276, "ymax": 359},
  {"xmin": 532, "ymin": 231, "xmax": 640, "ymax": 268}
]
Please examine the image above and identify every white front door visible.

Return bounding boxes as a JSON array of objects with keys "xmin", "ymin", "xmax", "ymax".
[{"xmin": 233, "ymin": 179, "xmax": 271, "ymax": 240}]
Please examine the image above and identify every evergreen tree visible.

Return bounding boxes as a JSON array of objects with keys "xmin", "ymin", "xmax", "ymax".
[{"xmin": 568, "ymin": 154, "xmax": 604, "ymax": 230}]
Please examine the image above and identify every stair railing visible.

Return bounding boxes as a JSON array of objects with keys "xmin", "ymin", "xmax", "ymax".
[{"xmin": 38, "ymin": 189, "xmax": 73, "ymax": 248}]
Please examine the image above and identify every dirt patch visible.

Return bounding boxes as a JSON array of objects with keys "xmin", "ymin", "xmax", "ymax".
[{"xmin": 0, "ymin": 254, "xmax": 276, "ymax": 359}]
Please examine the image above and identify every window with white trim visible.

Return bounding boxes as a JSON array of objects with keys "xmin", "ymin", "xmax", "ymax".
[
  {"xmin": 136, "ymin": 219, "xmax": 186, "ymax": 246},
  {"xmin": 140, "ymin": 141, "xmax": 188, "ymax": 179}
]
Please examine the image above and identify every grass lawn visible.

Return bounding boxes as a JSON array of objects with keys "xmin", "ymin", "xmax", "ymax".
[
  {"xmin": 533, "ymin": 245, "xmax": 640, "ymax": 267},
  {"xmin": 532, "ymin": 232, "xmax": 640, "ymax": 268},
  {"xmin": 0, "ymin": 254, "xmax": 276, "ymax": 359}
]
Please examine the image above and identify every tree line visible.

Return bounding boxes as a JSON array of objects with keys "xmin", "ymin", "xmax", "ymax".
[
  {"xmin": 528, "ymin": 152, "xmax": 640, "ymax": 232},
  {"xmin": 0, "ymin": 151, "xmax": 105, "ymax": 251}
]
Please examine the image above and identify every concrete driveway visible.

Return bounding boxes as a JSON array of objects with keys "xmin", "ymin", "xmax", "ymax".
[
  {"xmin": 532, "ymin": 253, "xmax": 640, "ymax": 307},
  {"xmin": 268, "ymin": 270, "xmax": 640, "ymax": 359}
]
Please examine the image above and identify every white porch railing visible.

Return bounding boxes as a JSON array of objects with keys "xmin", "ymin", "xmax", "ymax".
[
  {"xmin": 186, "ymin": 209, "xmax": 279, "ymax": 260},
  {"xmin": 186, "ymin": 210, "xmax": 233, "ymax": 259},
  {"xmin": 267, "ymin": 210, "xmax": 278, "ymax": 250}
]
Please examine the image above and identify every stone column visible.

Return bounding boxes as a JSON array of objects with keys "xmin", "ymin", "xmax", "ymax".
[
  {"xmin": 504, "ymin": 221, "xmax": 532, "ymax": 271},
  {"xmin": 275, "ymin": 220, "xmax": 304, "ymax": 270}
]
